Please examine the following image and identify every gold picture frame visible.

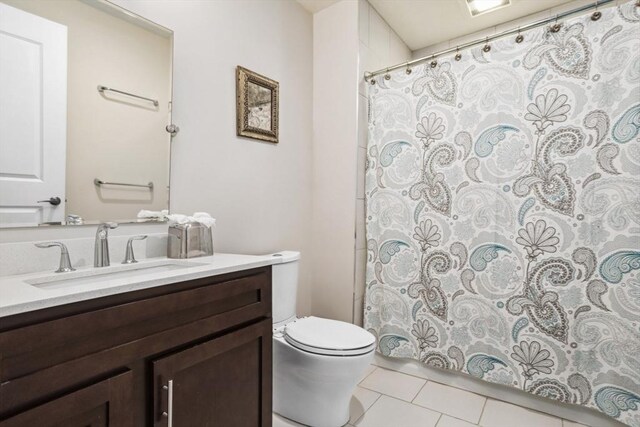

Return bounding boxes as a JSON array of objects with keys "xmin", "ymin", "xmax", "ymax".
[{"xmin": 236, "ymin": 66, "xmax": 279, "ymax": 143}]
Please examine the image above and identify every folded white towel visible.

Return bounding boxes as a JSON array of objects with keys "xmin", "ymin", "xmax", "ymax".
[{"xmin": 138, "ymin": 209, "xmax": 168, "ymax": 219}]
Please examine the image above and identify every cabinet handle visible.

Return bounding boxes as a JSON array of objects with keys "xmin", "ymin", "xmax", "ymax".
[{"xmin": 166, "ymin": 380, "xmax": 173, "ymax": 427}]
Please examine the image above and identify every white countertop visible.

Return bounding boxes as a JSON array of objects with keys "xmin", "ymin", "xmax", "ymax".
[{"xmin": 0, "ymin": 253, "xmax": 282, "ymax": 318}]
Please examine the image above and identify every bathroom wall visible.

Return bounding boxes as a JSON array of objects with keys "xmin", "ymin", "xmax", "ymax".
[
  {"xmin": 108, "ymin": 0, "xmax": 314, "ymax": 316},
  {"xmin": 411, "ymin": 0, "xmax": 599, "ymax": 58},
  {"xmin": 0, "ymin": 0, "xmax": 314, "ymax": 315},
  {"xmin": 1, "ymin": 0, "xmax": 171, "ymax": 221},
  {"xmin": 354, "ymin": 0, "xmax": 411, "ymax": 325},
  {"xmin": 309, "ymin": 0, "xmax": 410, "ymax": 324},
  {"xmin": 311, "ymin": 0, "xmax": 359, "ymax": 323}
]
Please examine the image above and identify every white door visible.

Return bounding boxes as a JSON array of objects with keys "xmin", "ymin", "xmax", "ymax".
[{"xmin": 0, "ymin": 3, "xmax": 67, "ymax": 227}]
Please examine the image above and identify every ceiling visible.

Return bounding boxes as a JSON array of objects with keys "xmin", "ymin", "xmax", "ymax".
[
  {"xmin": 368, "ymin": 0, "xmax": 577, "ymax": 50},
  {"xmin": 295, "ymin": 0, "xmax": 340, "ymax": 14},
  {"xmin": 296, "ymin": 0, "xmax": 579, "ymax": 51}
]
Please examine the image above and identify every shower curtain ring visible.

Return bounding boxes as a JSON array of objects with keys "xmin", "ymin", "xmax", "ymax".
[
  {"xmin": 591, "ymin": 1, "xmax": 602, "ymax": 20},
  {"xmin": 455, "ymin": 47, "xmax": 462, "ymax": 61},
  {"xmin": 365, "ymin": 72, "xmax": 376, "ymax": 85},
  {"xmin": 384, "ymin": 68, "xmax": 391, "ymax": 80},
  {"xmin": 515, "ymin": 28, "xmax": 524, "ymax": 43},
  {"xmin": 430, "ymin": 55, "xmax": 438, "ymax": 68},
  {"xmin": 550, "ymin": 15, "xmax": 562, "ymax": 32},
  {"xmin": 482, "ymin": 37, "xmax": 491, "ymax": 52},
  {"xmin": 405, "ymin": 62, "xmax": 412, "ymax": 75}
]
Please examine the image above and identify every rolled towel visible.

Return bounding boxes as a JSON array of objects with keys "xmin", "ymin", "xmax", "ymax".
[
  {"xmin": 166, "ymin": 214, "xmax": 190, "ymax": 225},
  {"xmin": 138, "ymin": 209, "xmax": 168, "ymax": 219},
  {"xmin": 166, "ymin": 212, "xmax": 216, "ymax": 228},
  {"xmin": 192, "ymin": 212, "xmax": 216, "ymax": 228}
]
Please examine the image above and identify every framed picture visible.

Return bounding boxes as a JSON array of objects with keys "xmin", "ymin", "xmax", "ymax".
[{"xmin": 236, "ymin": 66, "xmax": 279, "ymax": 143}]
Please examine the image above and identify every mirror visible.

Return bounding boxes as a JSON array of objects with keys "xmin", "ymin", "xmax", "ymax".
[
  {"xmin": 0, "ymin": 0, "xmax": 173, "ymax": 228},
  {"xmin": 247, "ymin": 82, "xmax": 273, "ymax": 131}
]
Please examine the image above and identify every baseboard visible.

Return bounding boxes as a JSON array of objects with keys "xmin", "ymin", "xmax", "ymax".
[{"xmin": 373, "ymin": 354, "xmax": 625, "ymax": 427}]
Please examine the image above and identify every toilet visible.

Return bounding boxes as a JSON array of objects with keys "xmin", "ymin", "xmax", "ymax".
[{"xmin": 271, "ymin": 251, "xmax": 376, "ymax": 427}]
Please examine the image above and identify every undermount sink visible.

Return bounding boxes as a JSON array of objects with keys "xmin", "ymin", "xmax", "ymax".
[{"xmin": 26, "ymin": 260, "xmax": 207, "ymax": 290}]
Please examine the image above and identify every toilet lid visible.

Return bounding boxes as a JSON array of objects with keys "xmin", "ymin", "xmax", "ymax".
[{"xmin": 284, "ymin": 316, "xmax": 376, "ymax": 356}]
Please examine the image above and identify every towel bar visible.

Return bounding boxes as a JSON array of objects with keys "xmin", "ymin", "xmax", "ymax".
[
  {"xmin": 97, "ymin": 85, "xmax": 159, "ymax": 107},
  {"xmin": 94, "ymin": 178, "xmax": 154, "ymax": 189}
]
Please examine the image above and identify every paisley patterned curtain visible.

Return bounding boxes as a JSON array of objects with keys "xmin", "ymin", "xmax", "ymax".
[{"xmin": 364, "ymin": 2, "xmax": 640, "ymax": 425}]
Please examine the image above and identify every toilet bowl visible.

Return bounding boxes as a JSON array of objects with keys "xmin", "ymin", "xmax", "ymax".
[{"xmin": 270, "ymin": 252, "xmax": 376, "ymax": 427}]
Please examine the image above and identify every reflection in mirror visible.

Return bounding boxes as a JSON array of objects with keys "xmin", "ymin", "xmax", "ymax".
[
  {"xmin": 247, "ymin": 82, "xmax": 273, "ymax": 131},
  {"xmin": 0, "ymin": 0, "xmax": 172, "ymax": 228}
]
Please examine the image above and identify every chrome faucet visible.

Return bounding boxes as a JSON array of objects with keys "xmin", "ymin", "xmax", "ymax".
[
  {"xmin": 94, "ymin": 222, "xmax": 118, "ymax": 267},
  {"xmin": 35, "ymin": 242, "xmax": 75, "ymax": 273}
]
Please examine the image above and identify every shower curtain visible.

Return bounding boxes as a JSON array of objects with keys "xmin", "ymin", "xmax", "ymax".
[{"xmin": 364, "ymin": 2, "xmax": 640, "ymax": 425}]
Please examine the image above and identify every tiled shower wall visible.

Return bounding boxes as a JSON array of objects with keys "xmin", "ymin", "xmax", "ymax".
[{"xmin": 353, "ymin": 1, "xmax": 411, "ymax": 326}]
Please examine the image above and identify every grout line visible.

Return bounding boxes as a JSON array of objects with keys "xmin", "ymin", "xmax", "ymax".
[
  {"xmin": 372, "ymin": 364, "xmax": 431, "ymax": 382},
  {"xmin": 358, "ymin": 366, "xmax": 378, "ymax": 385},
  {"xmin": 434, "ymin": 412, "xmax": 443, "ymax": 427},
  {"xmin": 411, "ymin": 380, "xmax": 429, "ymax": 403},
  {"xmin": 353, "ymin": 392, "xmax": 382, "ymax": 425},
  {"xmin": 478, "ymin": 397, "xmax": 489, "ymax": 426},
  {"xmin": 445, "ymin": 413, "xmax": 484, "ymax": 426}
]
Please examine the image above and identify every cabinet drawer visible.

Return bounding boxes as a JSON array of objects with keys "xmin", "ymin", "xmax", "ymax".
[{"xmin": 0, "ymin": 267, "xmax": 271, "ymax": 381}]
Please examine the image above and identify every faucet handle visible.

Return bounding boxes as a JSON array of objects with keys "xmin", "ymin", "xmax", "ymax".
[
  {"xmin": 35, "ymin": 242, "xmax": 75, "ymax": 273},
  {"xmin": 122, "ymin": 235, "xmax": 147, "ymax": 264}
]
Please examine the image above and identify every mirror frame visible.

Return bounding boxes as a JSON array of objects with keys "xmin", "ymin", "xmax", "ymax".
[{"xmin": 236, "ymin": 66, "xmax": 279, "ymax": 144}]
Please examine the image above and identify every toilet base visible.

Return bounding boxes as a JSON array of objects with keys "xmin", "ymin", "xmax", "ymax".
[{"xmin": 273, "ymin": 336, "xmax": 375, "ymax": 427}]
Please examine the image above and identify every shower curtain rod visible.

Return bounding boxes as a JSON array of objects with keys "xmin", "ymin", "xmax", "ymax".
[{"xmin": 364, "ymin": 0, "xmax": 619, "ymax": 81}]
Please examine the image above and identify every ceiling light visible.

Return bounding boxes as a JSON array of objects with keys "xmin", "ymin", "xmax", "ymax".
[{"xmin": 466, "ymin": 0, "xmax": 510, "ymax": 16}]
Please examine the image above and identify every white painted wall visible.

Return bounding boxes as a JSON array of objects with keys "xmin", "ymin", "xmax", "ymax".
[
  {"xmin": 311, "ymin": 0, "xmax": 359, "ymax": 322},
  {"xmin": 2, "ymin": 0, "xmax": 171, "ymax": 222},
  {"xmin": 354, "ymin": 0, "xmax": 411, "ymax": 325},
  {"xmin": 107, "ymin": 0, "xmax": 315, "ymax": 316},
  {"xmin": 0, "ymin": 0, "xmax": 314, "ymax": 315},
  {"xmin": 310, "ymin": 0, "xmax": 410, "ymax": 324}
]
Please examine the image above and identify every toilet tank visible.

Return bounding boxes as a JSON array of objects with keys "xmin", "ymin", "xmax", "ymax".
[{"xmin": 270, "ymin": 251, "xmax": 300, "ymax": 325}]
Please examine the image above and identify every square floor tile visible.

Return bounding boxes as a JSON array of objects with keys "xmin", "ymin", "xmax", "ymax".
[
  {"xmin": 479, "ymin": 399, "xmax": 562, "ymax": 427},
  {"xmin": 355, "ymin": 395, "xmax": 441, "ymax": 427},
  {"xmin": 360, "ymin": 367, "xmax": 426, "ymax": 401},
  {"xmin": 273, "ymin": 413, "xmax": 306, "ymax": 427},
  {"xmin": 413, "ymin": 381, "xmax": 486, "ymax": 423},
  {"xmin": 437, "ymin": 415, "xmax": 478, "ymax": 427},
  {"xmin": 350, "ymin": 386, "xmax": 381, "ymax": 424}
]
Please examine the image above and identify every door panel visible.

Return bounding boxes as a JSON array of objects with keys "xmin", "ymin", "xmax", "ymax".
[
  {"xmin": 0, "ymin": 3, "xmax": 67, "ymax": 226},
  {"xmin": 0, "ymin": 370, "xmax": 133, "ymax": 427},
  {"xmin": 153, "ymin": 319, "xmax": 272, "ymax": 427}
]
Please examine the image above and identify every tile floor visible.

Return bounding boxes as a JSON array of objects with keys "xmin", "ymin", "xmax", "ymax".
[{"xmin": 273, "ymin": 364, "xmax": 591, "ymax": 427}]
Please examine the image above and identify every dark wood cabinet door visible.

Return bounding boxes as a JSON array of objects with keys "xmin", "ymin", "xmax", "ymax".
[
  {"xmin": 153, "ymin": 319, "xmax": 272, "ymax": 427},
  {"xmin": 0, "ymin": 370, "xmax": 133, "ymax": 427}
]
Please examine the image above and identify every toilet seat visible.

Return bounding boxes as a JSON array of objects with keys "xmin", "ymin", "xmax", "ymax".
[{"xmin": 283, "ymin": 316, "xmax": 376, "ymax": 356}]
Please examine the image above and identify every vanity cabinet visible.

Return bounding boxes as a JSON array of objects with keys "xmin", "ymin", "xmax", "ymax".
[
  {"xmin": 152, "ymin": 320, "xmax": 271, "ymax": 426},
  {"xmin": 0, "ymin": 266, "xmax": 272, "ymax": 427}
]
